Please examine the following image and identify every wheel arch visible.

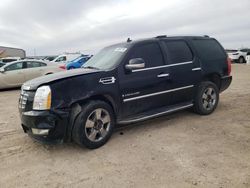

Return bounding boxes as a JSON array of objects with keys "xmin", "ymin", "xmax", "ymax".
[
  {"xmin": 66, "ymin": 94, "xmax": 117, "ymax": 141},
  {"xmin": 239, "ymin": 56, "xmax": 245, "ymax": 63},
  {"xmin": 74, "ymin": 94, "xmax": 117, "ymax": 115},
  {"xmin": 202, "ymin": 73, "xmax": 221, "ymax": 90}
]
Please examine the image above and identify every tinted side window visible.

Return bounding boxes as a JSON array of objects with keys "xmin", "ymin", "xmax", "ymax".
[
  {"xmin": 55, "ymin": 56, "xmax": 66, "ymax": 62},
  {"xmin": 240, "ymin": 49, "xmax": 248, "ymax": 52},
  {"xmin": 27, "ymin": 62, "xmax": 42, "ymax": 68},
  {"xmin": 129, "ymin": 42, "xmax": 164, "ymax": 67},
  {"xmin": 5, "ymin": 62, "xmax": 23, "ymax": 71},
  {"xmin": 164, "ymin": 40, "xmax": 193, "ymax": 64},
  {"xmin": 192, "ymin": 39, "xmax": 226, "ymax": 61}
]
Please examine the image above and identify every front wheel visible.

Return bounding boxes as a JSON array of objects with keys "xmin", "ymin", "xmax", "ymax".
[
  {"xmin": 72, "ymin": 100, "xmax": 115, "ymax": 149},
  {"xmin": 238, "ymin": 57, "xmax": 245, "ymax": 64},
  {"xmin": 193, "ymin": 81, "xmax": 219, "ymax": 115}
]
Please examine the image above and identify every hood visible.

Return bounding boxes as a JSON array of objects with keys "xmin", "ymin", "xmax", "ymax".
[{"xmin": 22, "ymin": 68, "xmax": 100, "ymax": 90}]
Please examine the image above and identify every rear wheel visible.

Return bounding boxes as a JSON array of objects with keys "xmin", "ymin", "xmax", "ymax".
[
  {"xmin": 72, "ymin": 100, "xmax": 115, "ymax": 149},
  {"xmin": 193, "ymin": 81, "xmax": 219, "ymax": 115}
]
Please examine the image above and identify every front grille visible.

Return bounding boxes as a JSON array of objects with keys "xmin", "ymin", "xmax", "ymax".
[{"xmin": 19, "ymin": 90, "xmax": 29, "ymax": 109}]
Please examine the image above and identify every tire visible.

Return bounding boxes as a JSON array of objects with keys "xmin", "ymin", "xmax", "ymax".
[
  {"xmin": 72, "ymin": 100, "xmax": 115, "ymax": 149},
  {"xmin": 69, "ymin": 66, "xmax": 74, "ymax": 70},
  {"xmin": 193, "ymin": 81, "xmax": 219, "ymax": 115},
  {"xmin": 238, "ymin": 56, "xmax": 245, "ymax": 64}
]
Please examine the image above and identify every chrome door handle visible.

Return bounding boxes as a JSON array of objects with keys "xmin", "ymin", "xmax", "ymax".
[
  {"xmin": 192, "ymin": 67, "xmax": 202, "ymax": 71},
  {"xmin": 157, "ymin": 73, "xmax": 169, "ymax": 78}
]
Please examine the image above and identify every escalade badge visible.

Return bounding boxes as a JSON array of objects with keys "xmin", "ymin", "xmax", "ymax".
[{"xmin": 99, "ymin": 77, "xmax": 116, "ymax": 84}]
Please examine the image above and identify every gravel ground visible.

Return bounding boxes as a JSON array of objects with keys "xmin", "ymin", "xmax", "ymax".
[{"xmin": 0, "ymin": 64, "xmax": 249, "ymax": 188}]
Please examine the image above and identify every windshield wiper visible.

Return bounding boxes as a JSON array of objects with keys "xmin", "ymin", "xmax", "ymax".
[{"xmin": 83, "ymin": 66, "xmax": 100, "ymax": 70}]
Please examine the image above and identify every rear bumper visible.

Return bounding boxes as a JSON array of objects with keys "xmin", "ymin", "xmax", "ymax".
[
  {"xmin": 20, "ymin": 109, "xmax": 69, "ymax": 144},
  {"xmin": 220, "ymin": 75, "xmax": 232, "ymax": 92}
]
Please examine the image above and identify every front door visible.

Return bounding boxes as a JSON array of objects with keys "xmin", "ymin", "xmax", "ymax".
[
  {"xmin": 118, "ymin": 42, "xmax": 171, "ymax": 118},
  {"xmin": 1, "ymin": 62, "xmax": 25, "ymax": 87}
]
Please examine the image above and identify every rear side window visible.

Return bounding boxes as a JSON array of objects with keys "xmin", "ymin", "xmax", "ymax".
[
  {"xmin": 129, "ymin": 42, "xmax": 164, "ymax": 67},
  {"xmin": 27, "ymin": 61, "xmax": 44, "ymax": 68},
  {"xmin": 192, "ymin": 39, "xmax": 226, "ymax": 61},
  {"xmin": 164, "ymin": 40, "xmax": 193, "ymax": 64}
]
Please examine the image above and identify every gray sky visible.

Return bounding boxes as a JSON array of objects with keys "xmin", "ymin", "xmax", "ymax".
[{"xmin": 0, "ymin": 0, "xmax": 250, "ymax": 56}]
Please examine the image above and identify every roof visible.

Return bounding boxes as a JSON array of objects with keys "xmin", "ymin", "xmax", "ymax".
[{"xmin": 113, "ymin": 35, "xmax": 213, "ymax": 47}]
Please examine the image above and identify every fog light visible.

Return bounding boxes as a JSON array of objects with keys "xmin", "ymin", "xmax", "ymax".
[{"xmin": 31, "ymin": 128, "xmax": 49, "ymax": 135}]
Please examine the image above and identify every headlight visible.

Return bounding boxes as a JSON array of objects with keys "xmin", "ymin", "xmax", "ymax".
[{"xmin": 33, "ymin": 86, "xmax": 51, "ymax": 110}]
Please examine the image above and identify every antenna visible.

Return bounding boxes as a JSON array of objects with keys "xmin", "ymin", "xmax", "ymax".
[{"xmin": 127, "ymin": 38, "xmax": 132, "ymax": 42}]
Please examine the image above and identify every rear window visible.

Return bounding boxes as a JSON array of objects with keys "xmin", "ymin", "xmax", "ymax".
[
  {"xmin": 192, "ymin": 39, "xmax": 226, "ymax": 61},
  {"xmin": 164, "ymin": 40, "xmax": 193, "ymax": 64}
]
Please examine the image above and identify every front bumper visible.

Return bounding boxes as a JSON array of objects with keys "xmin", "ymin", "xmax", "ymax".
[
  {"xmin": 20, "ymin": 109, "xmax": 69, "ymax": 144},
  {"xmin": 220, "ymin": 75, "xmax": 232, "ymax": 93}
]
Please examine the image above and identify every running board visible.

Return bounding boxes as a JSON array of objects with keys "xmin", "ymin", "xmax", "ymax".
[{"xmin": 118, "ymin": 102, "xmax": 194, "ymax": 124}]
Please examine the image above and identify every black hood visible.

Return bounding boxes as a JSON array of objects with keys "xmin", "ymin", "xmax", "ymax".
[{"xmin": 22, "ymin": 68, "xmax": 100, "ymax": 90}]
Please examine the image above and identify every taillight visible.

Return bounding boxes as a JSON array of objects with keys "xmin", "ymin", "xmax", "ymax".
[
  {"xmin": 59, "ymin": 65, "xmax": 66, "ymax": 70},
  {"xmin": 227, "ymin": 57, "xmax": 232, "ymax": 75}
]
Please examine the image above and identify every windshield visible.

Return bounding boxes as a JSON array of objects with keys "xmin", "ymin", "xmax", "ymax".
[
  {"xmin": 72, "ymin": 56, "xmax": 83, "ymax": 62},
  {"xmin": 82, "ymin": 45, "xmax": 128, "ymax": 70}
]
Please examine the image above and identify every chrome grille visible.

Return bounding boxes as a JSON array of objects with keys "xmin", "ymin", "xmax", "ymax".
[{"xmin": 19, "ymin": 90, "xmax": 29, "ymax": 109}]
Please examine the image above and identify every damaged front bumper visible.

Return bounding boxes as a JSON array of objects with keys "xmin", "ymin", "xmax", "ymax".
[{"xmin": 20, "ymin": 109, "xmax": 69, "ymax": 144}]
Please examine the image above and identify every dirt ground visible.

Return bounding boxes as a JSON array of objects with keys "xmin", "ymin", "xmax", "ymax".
[{"xmin": 0, "ymin": 64, "xmax": 249, "ymax": 188}]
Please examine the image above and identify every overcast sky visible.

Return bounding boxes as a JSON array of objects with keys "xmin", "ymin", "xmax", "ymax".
[{"xmin": 0, "ymin": 0, "xmax": 250, "ymax": 56}]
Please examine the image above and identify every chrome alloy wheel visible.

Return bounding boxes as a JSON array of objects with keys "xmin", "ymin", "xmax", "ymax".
[
  {"xmin": 85, "ymin": 108, "xmax": 111, "ymax": 142},
  {"xmin": 202, "ymin": 87, "xmax": 217, "ymax": 111}
]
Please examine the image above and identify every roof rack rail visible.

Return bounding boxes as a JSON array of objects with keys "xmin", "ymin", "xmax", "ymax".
[
  {"xmin": 156, "ymin": 35, "xmax": 167, "ymax": 38},
  {"xmin": 204, "ymin": 35, "xmax": 209, "ymax": 37}
]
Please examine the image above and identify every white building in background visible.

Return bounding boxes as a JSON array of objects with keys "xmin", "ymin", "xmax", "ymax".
[{"xmin": 0, "ymin": 46, "xmax": 26, "ymax": 58}]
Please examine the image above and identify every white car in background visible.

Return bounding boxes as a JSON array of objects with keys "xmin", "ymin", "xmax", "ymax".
[
  {"xmin": 246, "ymin": 52, "xmax": 250, "ymax": 65},
  {"xmin": 0, "ymin": 59, "xmax": 64, "ymax": 89},
  {"xmin": 51, "ymin": 53, "xmax": 82, "ymax": 64},
  {"xmin": 1, "ymin": 56, "xmax": 21, "ymax": 63},
  {"xmin": 227, "ymin": 49, "xmax": 250, "ymax": 63}
]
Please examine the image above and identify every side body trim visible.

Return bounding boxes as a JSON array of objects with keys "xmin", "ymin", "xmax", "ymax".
[{"xmin": 123, "ymin": 85, "xmax": 194, "ymax": 102}]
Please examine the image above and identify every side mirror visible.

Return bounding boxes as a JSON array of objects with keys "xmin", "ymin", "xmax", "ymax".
[
  {"xmin": 0, "ymin": 68, "xmax": 5, "ymax": 73},
  {"xmin": 125, "ymin": 58, "xmax": 145, "ymax": 71}
]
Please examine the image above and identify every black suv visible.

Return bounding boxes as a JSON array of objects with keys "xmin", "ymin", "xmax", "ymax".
[{"xmin": 19, "ymin": 35, "xmax": 232, "ymax": 149}]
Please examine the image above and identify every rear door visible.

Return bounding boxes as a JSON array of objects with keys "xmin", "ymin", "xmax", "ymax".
[
  {"xmin": 118, "ymin": 41, "xmax": 171, "ymax": 118},
  {"xmin": 162, "ymin": 39, "xmax": 202, "ymax": 105}
]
